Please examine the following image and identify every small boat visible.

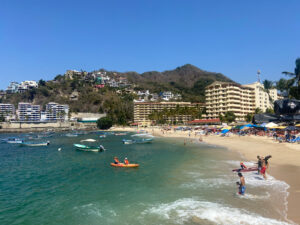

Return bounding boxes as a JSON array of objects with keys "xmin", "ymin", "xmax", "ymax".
[
  {"xmin": 20, "ymin": 141, "xmax": 50, "ymax": 147},
  {"xmin": 73, "ymin": 144, "xmax": 105, "ymax": 152},
  {"xmin": 114, "ymin": 133, "xmax": 127, "ymax": 136},
  {"xmin": 122, "ymin": 139, "xmax": 135, "ymax": 144},
  {"xmin": 110, "ymin": 163, "xmax": 139, "ymax": 168},
  {"xmin": 232, "ymin": 167, "xmax": 258, "ymax": 172},
  {"xmin": 65, "ymin": 133, "xmax": 78, "ymax": 137},
  {"xmin": 80, "ymin": 139, "xmax": 96, "ymax": 142},
  {"xmin": 99, "ymin": 135, "xmax": 106, "ymax": 138},
  {"xmin": 2, "ymin": 137, "xmax": 24, "ymax": 144}
]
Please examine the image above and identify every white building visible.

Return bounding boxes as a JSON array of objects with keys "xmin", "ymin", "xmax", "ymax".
[
  {"xmin": 244, "ymin": 82, "xmax": 281, "ymax": 112},
  {"xmin": 6, "ymin": 82, "xmax": 20, "ymax": 94},
  {"xmin": 161, "ymin": 91, "xmax": 181, "ymax": 101},
  {"xmin": 0, "ymin": 103, "xmax": 15, "ymax": 121},
  {"xmin": 45, "ymin": 102, "xmax": 69, "ymax": 121},
  {"xmin": 18, "ymin": 103, "xmax": 41, "ymax": 121}
]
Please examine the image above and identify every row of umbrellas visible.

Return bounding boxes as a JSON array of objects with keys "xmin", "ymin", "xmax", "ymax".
[{"xmin": 219, "ymin": 122, "xmax": 300, "ymax": 133}]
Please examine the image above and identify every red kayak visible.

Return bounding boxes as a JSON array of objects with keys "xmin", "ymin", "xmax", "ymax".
[{"xmin": 232, "ymin": 167, "xmax": 258, "ymax": 172}]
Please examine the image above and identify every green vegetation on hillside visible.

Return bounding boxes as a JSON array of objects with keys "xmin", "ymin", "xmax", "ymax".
[{"xmin": 2, "ymin": 64, "xmax": 234, "ymax": 124}]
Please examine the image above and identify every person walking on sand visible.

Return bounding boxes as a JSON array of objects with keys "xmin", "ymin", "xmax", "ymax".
[{"xmin": 237, "ymin": 172, "xmax": 246, "ymax": 195}]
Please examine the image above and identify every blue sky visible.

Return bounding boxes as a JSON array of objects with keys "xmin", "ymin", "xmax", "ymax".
[{"xmin": 0, "ymin": 0, "xmax": 299, "ymax": 89}]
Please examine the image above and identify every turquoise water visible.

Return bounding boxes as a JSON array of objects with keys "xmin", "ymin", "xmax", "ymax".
[{"xmin": 0, "ymin": 132, "xmax": 293, "ymax": 225}]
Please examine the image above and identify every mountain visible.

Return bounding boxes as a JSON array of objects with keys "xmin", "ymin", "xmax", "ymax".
[
  {"xmin": 122, "ymin": 64, "xmax": 234, "ymax": 102},
  {"xmin": 126, "ymin": 64, "xmax": 233, "ymax": 87},
  {"xmin": 1, "ymin": 64, "xmax": 234, "ymax": 124}
]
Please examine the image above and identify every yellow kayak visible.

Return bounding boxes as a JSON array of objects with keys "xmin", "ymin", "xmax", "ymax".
[{"xmin": 110, "ymin": 163, "xmax": 139, "ymax": 168}]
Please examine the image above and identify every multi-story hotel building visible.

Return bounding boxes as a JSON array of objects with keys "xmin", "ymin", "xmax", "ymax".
[
  {"xmin": 205, "ymin": 82, "xmax": 256, "ymax": 121},
  {"xmin": 134, "ymin": 102, "xmax": 204, "ymax": 126},
  {"xmin": 45, "ymin": 102, "xmax": 69, "ymax": 121},
  {"xmin": 0, "ymin": 103, "xmax": 15, "ymax": 121},
  {"xmin": 18, "ymin": 102, "xmax": 41, "ymax": 121},
  {"xmin": 244, "ymin": 82, "xmax": 282, "ymax": 112}
]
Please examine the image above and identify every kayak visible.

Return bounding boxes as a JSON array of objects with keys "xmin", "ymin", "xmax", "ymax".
[
  {"xmin": 232, "ymin": 167, "xmax": 258, "ymax": 172},
  {"xmin": 110, "ymin": 163, "xmax": 139, "ymax": 168}
]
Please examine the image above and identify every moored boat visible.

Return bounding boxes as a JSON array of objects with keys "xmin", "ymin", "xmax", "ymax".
[
  {"xmin": 114, "ymin": 133, "xmax": 127, "ymax": 136},
  {"xmin": 122, "ymin": 139, "xmax": 135, "ymax": 144},
  {"xmin": 2, "ymin": 137, "xmax": 24, "ymax": 144},
  {"xmin": 20, "ymin": 141, "xmax": 50, "ymax": 147},
  {"xmin": 73, "ymin": 144, "xmax": 104, "ymax": 152},
  {"xmin": 65, "ymin": 133, "xmax": 78, "ymax": 137}
]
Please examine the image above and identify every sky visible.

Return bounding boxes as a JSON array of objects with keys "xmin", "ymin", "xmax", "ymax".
[{"xmin": 0, "ymin": 0, "xmax": 299, "ymax": 89}]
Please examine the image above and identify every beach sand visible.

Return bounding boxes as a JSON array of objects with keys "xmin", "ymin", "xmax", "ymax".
[{"xmin": 111, "ymin": 126, "xmax": 300, "ymax": 224}]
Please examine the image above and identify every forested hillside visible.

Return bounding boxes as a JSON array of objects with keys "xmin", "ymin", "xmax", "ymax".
[{"xmin": 2, "ymin": 64, "xmax": 234, "ymax": 124}]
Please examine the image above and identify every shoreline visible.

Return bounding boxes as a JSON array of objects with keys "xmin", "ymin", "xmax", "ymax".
[{"xmin": 111, "ymin": 126, "xmax": 300, "ymax": 224}]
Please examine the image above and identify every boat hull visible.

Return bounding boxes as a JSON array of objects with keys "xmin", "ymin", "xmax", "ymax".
[
  {"xmin": 73, "ymin": 144, "xmax": 101, "ymax": 152},
  {"xmin": 110, "ymin": 163, "xmax": 139, "ymax": 168}
]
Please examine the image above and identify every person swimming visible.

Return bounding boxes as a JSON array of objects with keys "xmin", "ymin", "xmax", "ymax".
[{"xmin": 237, "ymin": 172, "xmax": 246, "ymax": 195}]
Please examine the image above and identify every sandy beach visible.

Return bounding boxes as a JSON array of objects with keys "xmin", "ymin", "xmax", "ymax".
[{"xmin": 111, "ymin": 126, "xmax": 300, "ymax": 224}]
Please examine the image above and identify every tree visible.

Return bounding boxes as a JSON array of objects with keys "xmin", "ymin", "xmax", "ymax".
[
  {"xmin": 263, "ymin": 80, "xmax": 273, "ymax": 90},
  {"xmin": 224, "ymin": 111, "xmax": 236, "ymax": 123},
  {"xmin": 38, "ymin": 79, "xmax": 46, "ymax": 86},
  {"xmin": 265, "ymin": 108, "xmax": 274, "ymax": 114},
  {"xmin": 97, "ymin": 117, "xmax": 113, "ymax": 130},
  {"xmin": 245, "ymin": 113, "xmax": 253, "ymax": 122},
  {"xmin": 263, "ymin": 79, "xmax": 275, "ymax": 103},
  {"xmin": 282, "ymin": 58, "xmax": 300, "ymax": 99},
  {"xmin": 0, "ymin": 114, "xmax": 5, "ymax": 122},
  {"xmin": 255, "ymin": 108, "xmax": 263, "ymax": 114}
]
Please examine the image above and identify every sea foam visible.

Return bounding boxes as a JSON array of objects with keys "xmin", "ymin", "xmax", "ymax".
[{"xmin": 142, "ymin": 198, "xmax": 293, "ymax": 225}]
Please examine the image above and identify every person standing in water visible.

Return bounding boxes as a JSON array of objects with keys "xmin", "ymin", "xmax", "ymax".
[
  {"xmin": 260, "ymin": 157, "xmax": 267, "ymax": 180},
  {"xmin": 257, "ymin": 155, "xmax": 262, "ymax": 174},
  {"xmin": 237, "ymin": 172, "xmax": 246, "ymax": 195}
]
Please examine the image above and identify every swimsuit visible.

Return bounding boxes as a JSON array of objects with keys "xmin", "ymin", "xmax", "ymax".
[
  {"xmin": 239, "ymin": 186, "xmax": 246, "ymax": 195},
  {"xmin": 261, "ymin": 166, "xmax": 266, "ymax": 174}
]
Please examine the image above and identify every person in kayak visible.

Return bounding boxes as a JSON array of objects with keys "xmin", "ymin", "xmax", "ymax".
[
  {"xmin": 124, "ymin": 157, "xmax": 129, "ymax": 165},
  {"xmin": 236, "ymin": 172, "xmax": 246, "ymax": 195},
  {"xmin": 114, "ymin": 157, "xmax": 120, "ymax": 164}
]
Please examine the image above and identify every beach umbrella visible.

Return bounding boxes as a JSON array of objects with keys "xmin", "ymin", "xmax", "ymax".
[
  {"xmin": 265, "ymin": 122, "xmax": 277, "ymax": 128},
  {"xmin": 285, "ymin": 126, "xmax": 296, "ymax": 131},
  {"xmin": 221, "ymin": 126, "xmax": 232, "ymax": 130},
  {"xmin": 241, "ymin": 126, "xmax": 251, "ymax": 130},
  {"xmin": 273, "ymin": 126, "xmax": 287, "ymax": 129},
  {"xmin": 221, "ymin": 129, "xmax": 230, "ymax": 134}
]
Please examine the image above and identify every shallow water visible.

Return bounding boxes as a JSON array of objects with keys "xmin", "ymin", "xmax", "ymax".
[{"xmin": 0, "ymin": 132, "xmax": 293, "ymax": 225}]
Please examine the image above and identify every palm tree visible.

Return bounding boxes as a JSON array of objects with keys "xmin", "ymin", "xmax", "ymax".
[
  {"xmin": 282, "ymin": 58, "xmax": 300, "ymax": 87},
  {"xmin": 263, "ymin": 79, "xmax": 274, "ymax": 103}
]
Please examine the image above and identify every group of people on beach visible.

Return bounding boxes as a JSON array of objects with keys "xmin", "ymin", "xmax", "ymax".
[{"xmin": 236, "ymin": 155, "xmax": 272, "ymax": 195}]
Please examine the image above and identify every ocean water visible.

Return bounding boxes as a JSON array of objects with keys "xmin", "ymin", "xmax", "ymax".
[{"xmin": 0, "ymin": 132, "xmax": 294, "ymax": 225}]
